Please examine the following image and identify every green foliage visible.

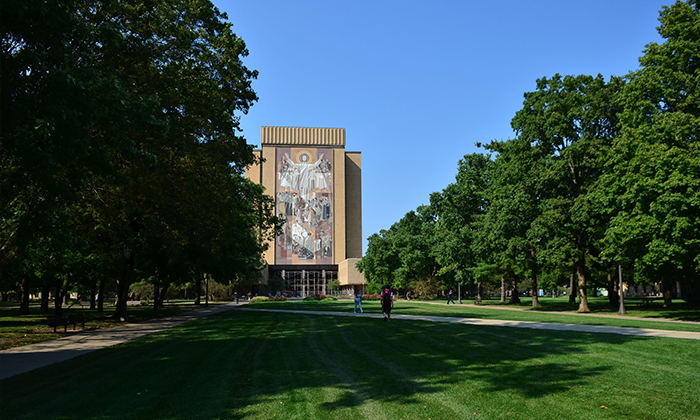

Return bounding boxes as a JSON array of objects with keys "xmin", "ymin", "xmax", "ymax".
[
  {"xmin": 302, "ymin": 294, "xmax": 336, "ymax": 301},
  {"xmin": 326, "ymin": 279, "xmax": 341, "ymax": 291},
  {"xmin": 358, "ymin": 206, "xmax": 442, "ymax": 293},
  {"xmin": 599, "ymin": 0, "xmax": 700, "ymax": 290},
  {"xmin": 361, "ymin": 1, "xmax": 700, "ymax": 307},
  {"xmin": 431, "ymin": 153, "xmax": 492, "ymax": 287},
  {"xmin": 0, "ymin": 0, "xmax": 282, "ymax": 318}
]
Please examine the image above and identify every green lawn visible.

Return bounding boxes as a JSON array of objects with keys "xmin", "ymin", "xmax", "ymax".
[
  {"xmin": 249, "ymin": 299, "xmax": 700, "ymax": 333},
  {"xmin": 1, "ymin": 308, "xmax": 699, "ymax": 420},
  {"xmin": 0, "ymin": 300, "xmax": 223, "ymax": 350},
  {"xmin": 472, "ymin": 295, "xmax": 700, "ymax": 321}
]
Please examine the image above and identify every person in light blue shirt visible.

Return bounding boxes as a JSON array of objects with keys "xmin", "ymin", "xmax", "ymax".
[{"xmin": 354, "ymin": 293, "xmax": 363, "ymax": 313}]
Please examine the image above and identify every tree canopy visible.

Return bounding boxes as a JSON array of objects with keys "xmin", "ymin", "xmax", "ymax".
[
  {"xmin": 359, "ymin": 0, "xmax": 700, "ymax": 309},
  {"xmin": 1, "ymin": 0, "xmax": 280, "ymax": 316}
]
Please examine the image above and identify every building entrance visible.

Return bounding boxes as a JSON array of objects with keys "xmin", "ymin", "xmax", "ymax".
[{"xmin": 272, "ymin": 269, "xmax": 338, "ymax": 297}]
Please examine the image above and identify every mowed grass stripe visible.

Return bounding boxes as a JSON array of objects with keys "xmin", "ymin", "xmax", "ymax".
[
  {"xmin": 247, "ymin": 300, "xmax": 700, "ymax": 333},
  {"xmin": 2, "ymin": 310, "xmax": 700, "ymax": 420}
]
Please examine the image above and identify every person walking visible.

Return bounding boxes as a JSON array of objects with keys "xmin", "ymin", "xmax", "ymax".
[
  {"xmin": 354, "ymin": 292, "xmax": 363, "ymax": 313},
  {"xmin": 446, "ymin": 289, "xmax": 455, "ymax": 304},
  {"xmin": 381, "ymin": 285, "xmax": 394, "ymax": 321}
]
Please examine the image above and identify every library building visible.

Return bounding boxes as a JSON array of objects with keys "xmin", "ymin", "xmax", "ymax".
[{"xmin": 245, "ymin": 126, "xmax": 365, "ymax": 296}]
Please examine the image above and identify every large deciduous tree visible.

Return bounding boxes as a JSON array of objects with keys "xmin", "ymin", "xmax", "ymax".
[
  {"xmin": 2, "ymin": 0, "xmax": 279, "ymax": 318},
  {"xmin": 478, "ymin": 138, "xmax": 542, "ymax": 306},
  {"xmin": 599, "ymin": 0, "xmax": 700, "ymax": 306},
  {"xmin": 509, "ymin": 74, "xmax": 624, "ymax": 312},
  {"xmin": 431, "ymin": 153, "xmax": 492, "ymax": 299}
]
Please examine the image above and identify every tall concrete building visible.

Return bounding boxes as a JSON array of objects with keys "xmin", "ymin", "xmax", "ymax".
[{"xmin": 245, "ymin": 127, "xmax": 364, "ymax": 296}]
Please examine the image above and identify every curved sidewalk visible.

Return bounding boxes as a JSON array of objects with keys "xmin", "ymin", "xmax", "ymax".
[
  {"xmin": 2, "ymin": 303, "xmax": 699, "ymax": 381},
  {"xmin": 239, "ymin": 308, "xmax": 700, "ymax": 340},
  {"xmin": 0, "ymin": 302, "xmax": 239, "ymax": 380}
]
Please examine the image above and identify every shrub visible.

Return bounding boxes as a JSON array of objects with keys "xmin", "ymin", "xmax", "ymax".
[
  {"xmin": 270, "ymin": 296, "xmax": 286, "ymax": 301},
  {"xmin": 250, "ymin": 296, "xmax": 270, "ymax": 303},
  {"xmin": 303, "ymin": 294, "xmax": 336, "ymax": 301}
]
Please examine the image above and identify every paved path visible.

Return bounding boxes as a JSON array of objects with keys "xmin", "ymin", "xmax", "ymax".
[
  {"xmin": 239, "ymin": 308, "xmax": 700, "ymax": 340},
  {"xmin": 0, "ymin": 302, "xmax": 239, "ymax": 380},
  {"xmin": 2, "ymin": 303, "xmax": 699, "ymax": 381},
  {"xmin": 413, "ymin": 299, "xmax": 700, "ymax": 325}
]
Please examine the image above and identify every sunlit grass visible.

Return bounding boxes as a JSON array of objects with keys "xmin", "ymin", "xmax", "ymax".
[
  {"xmin": 249, "ymin": 299, "xmax": 700, "ymax": 333},
  {"xmin": 1, "ymin": 310, "xmax": 698, "ymax": 420}
]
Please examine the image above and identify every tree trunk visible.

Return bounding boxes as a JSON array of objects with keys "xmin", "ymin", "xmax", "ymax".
[
  {"xmin": 500, "ymin": 277, "xmax": 506, "ymax": 303},
  {"xmin": 508, "ymin": 273, "xmax": 520, "ymax": 304},
  {"xmin": 90, "ymin": 279, "xmax": 97, "ymax": 310},
  {"xmin": 568, "ymin": 266, "xmax": 576, "ymax": 304},
  {"xmin": 476, "ymin": 282, "xmax": 482, "ymax": 304},
  {"xmin": 115, "ymin": 252, "xmax": 135, "ymax": 321},
  {"xmin": 54, "ymin": 283, "xmax": 64, "ymax": 316},
  {"xmin": 40, "ymin": 284, "xmax": 50, "ymax": 313},
  {"xmin": 158, "ymin": 283, "xmax": 170, "ymax": 308},
  {"xmin": 575, "ymin": 256, "xmax": 590, "ymax": 312},
  {"xmin": 662, "ymin": 279, "xmax": 673, "ymax": 308},
  {"xmin": 530, "ymin": 264, "xmax": 541, "ymax": 308},
  {"xmin": 19, "ymin": 276, "xmax": 30, "ymax": 315},
  {"xmin": 97, "ymin": 277, "xmax": 105, "ymax": 312},
  {"xmin": 606, "ymin": 265, "xmax": 619, "ymax": 308},
  {"xmin": 115, "ymin": 280, "xmax": 129, "ymax": 321},
  {"xmin": 153, "ymin": 269, "xmax": 160, "ymax": 311},
  {"xmin": 618, "ymin": 264, "xmax": 627, "ymax": 315},
  {"xmin": 194, "ymin": 273, "xmax": 202, "ymax": 305}
]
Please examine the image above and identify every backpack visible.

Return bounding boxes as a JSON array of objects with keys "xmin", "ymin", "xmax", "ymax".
[{"xmin": 382, "ymin": 290, "xmax": 392, "ymax": 305}]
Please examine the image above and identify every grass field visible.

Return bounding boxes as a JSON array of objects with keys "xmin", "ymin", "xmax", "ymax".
[
  {"xmin": 249, "ymin": 298, "xmax": 700, "ymax": 333},
  {"xmin": 0, "ymin": 300, "xmax": 228, "ymax": 350},
  {"xmin": 1, "ymin": 306, "xmax": 699, "ymax": 420}
]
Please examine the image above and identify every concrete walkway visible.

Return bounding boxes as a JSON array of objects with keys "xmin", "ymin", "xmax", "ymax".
[
  {"xmin": 413, "ymin": 299, "xmax": 700, "ymax": 325},
  {"xmin": 0, "ymin": 302, "xmax": 239, "ymax": 380},
  {"xmin": 2, "ymin": 303, "xmax": 699, "ymax": 381},
  {"xmin": 239, "ymin": 308, "xmax": 700, "ymax": 340}
]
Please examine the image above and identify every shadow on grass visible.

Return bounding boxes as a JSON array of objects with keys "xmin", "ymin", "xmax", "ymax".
[{"xmin": 0, "ymin": 309, "xmax": 644, "ymax": 420}]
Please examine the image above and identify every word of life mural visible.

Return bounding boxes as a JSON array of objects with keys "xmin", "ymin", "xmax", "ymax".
[{"xmin": 275, "ymin": 148, "xmax": 333, "ymax": 264}]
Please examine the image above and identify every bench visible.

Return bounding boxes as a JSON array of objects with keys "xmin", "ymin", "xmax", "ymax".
[
  {"xmin": 47, "ymin": 314, "xmax": 86, "ymax": 333},
  {"xmin": 68, "ymin": 314, "xmax": 85, "ymax": 330},
  {"xmin": 126, "ymin": 300, "xmax": 141, "ymax": 306},
  {"xmin": 47, "ymin": 317, "xmax": 69, "ymax": 333}
]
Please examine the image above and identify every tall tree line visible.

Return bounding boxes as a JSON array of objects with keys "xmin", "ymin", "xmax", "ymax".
[
  {"xmin": 358, "ymin": 0, "xmax": 700, "ymax": 311},
  {"xmin": 1, "ymin": 0, "xmax": 281, "ymax": 318}
]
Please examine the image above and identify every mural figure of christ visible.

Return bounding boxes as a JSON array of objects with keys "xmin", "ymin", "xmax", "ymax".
[{"xmin": 283, "ymin": 152, "xmax": 323, "ymax": 202}]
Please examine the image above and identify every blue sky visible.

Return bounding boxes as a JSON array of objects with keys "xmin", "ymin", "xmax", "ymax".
[{"xmin": 215, "ymin": 0, "xmax": 668, "ymax": 252}]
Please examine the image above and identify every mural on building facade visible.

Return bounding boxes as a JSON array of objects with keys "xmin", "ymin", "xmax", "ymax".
[{"xmin": 275, "ymin": 147, "xmax": 333, "ymax": 264}]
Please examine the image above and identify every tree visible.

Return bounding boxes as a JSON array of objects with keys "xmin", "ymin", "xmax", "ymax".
[
  {"xmin": 431, "ymin": 153, "xmax": 492, "ymax": 300},
  {"xmin": 358, "ymin": 206, "xmax": 442, "ymax": 298},
  {"xmin": 508, "ymin": 73, "xmax": 624, "ymax": 312},
  {"xmin": 599, "ymin": 0, "xmax": 700, "ymax": 306},
  {"xmin": 478, "ymin": 136, "xmax": 544, "ymax": 306},
  {"xmin": 1, "ymin": 0, "xmax": 279, "ymax": 319},
  {"xmin": 1, "ymin": 0, "xmax": 148, "ymax": 301}
]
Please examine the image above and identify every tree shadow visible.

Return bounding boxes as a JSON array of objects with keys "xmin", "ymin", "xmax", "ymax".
[{"xmin": 0, "ymin": 309, "xmax": 647, "ymax": 419}]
